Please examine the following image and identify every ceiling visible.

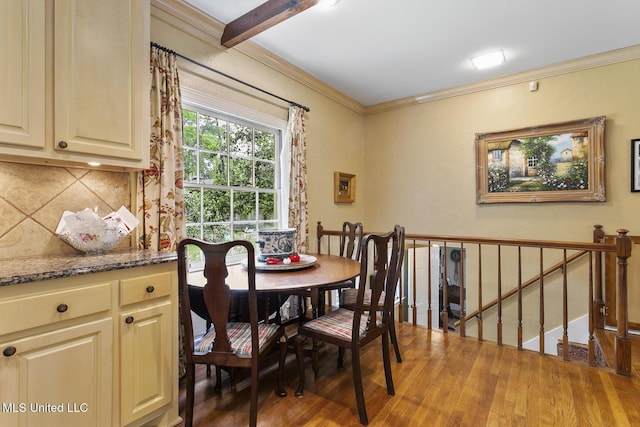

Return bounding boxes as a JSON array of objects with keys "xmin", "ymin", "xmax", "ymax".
[{"xmin": 182, "ymin": 0, "xmax": 640, "ymax": 107}]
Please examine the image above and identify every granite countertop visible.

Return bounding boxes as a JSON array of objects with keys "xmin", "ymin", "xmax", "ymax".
[{"xmin": 0, "ymin": 249, "xmax": 177, "ymax": 287}]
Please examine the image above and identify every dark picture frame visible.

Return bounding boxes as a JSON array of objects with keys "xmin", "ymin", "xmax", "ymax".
[
  {"xmin": 475, "ymin": 116, "xmax": 606, "ymax": 203},
  {"xmin": 334, "ymin": 172, "xmax": 355, "ymax": 203},
  {"xmin": 632, "ymin": 139, "xmax": 640, "ymax": 192}
]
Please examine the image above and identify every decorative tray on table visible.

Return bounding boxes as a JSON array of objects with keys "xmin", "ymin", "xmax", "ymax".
[{"xmin": 241, "ymin": 254, "xmax": 317, "ymax": 271}]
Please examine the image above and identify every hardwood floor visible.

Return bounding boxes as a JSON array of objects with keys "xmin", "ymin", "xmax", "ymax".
[{"xmin": 177, "ymin": 323, "xmax": 640, "ymax": 426}]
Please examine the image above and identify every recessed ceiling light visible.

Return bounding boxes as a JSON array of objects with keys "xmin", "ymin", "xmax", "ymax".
[
  {"xmin": 317, "ymin": 0, "xmax": 339, "ymax": 8},
  {"xmin": 87, "ymin": 161, "xmax": 102, "ymax": 167},
  {"xmin": 470, "ymin": 50, "xmax": 506, "ymax": 70}
]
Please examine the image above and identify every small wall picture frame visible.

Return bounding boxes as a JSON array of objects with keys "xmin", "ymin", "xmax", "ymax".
[
  {"xmin": 632, "ymin": 139, "xmax": 640, "ymax": 192},
  {"xmin": 334, "ymin": 172, "xmax": 355, "ymax": 203}
]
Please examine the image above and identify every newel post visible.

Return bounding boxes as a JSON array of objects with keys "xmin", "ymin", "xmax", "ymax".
[
  {"xmin": 615, "ymin": 229, "xmax": 632, "ymax": 376},
  {"xmin": 316, "ymin": 221, "xmax": 324, "ymax": 254}
]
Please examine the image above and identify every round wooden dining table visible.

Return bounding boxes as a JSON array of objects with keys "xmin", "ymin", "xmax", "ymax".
[
  {"xmin": 227, "ymin": 254, "xmax": 360, "ymax": 317},
  {"xmin": 188, "ymin": 254, "xmax": 360, "ymax": 320},
  {"xmin": 225, "ymin": 254, "xmax": 360, "ymax": 293}
]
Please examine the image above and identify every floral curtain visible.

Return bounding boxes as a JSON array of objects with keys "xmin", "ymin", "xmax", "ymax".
[
  {"xmin": 136, "ymin": 46, "xmax": 185, "ymax": 252},
  {"xmin": 285, "ymin": 106, "xmax": 309, "ymax": 253}
]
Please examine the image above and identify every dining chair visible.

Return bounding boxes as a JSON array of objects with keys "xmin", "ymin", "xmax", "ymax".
[
  {"xmin": 177, "ymin": 238, "xmax": 288, "ymax": 427},
  {"xmin": 292, "ymin": 229, "xmax": 400, "ymax": 425},
  {"xmin": 317, "ymin": 221, "xmax": 364, "ymax": 313},
  {"xmin": 340, "ymin": 224, "xmax": 405, "ymax": 363}
]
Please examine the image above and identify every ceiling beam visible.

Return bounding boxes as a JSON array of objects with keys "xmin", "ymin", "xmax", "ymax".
[{"xmin": 221, "ymin": 0, "xmax": 319, "ymax": 48}]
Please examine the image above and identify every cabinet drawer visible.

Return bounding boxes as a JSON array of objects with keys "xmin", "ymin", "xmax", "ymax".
[
  {"xmin": 120, "ymin": 272, "xmax": 172, "ymax": 306},
  {"xmin": 0, "ymin": 282, "xmax": 112, "ymax": 336}
]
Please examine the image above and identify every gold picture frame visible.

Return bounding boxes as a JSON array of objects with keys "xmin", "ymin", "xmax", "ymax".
[
  {"xmin": 475, "ymin": 116, "xmax": 606, "ymax": 204},
  {"xmin": 334, "ymin": 172, "xmax": 355, "ymax": 203}
]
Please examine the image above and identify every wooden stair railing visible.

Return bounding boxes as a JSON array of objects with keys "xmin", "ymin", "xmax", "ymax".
[
  {"xmin": 460, "ymin": 250, "xmax": 588, "ymax": 324},
  {"xmin": 316, "ymin": 222, "xmax": 632, "ymax": 376}
]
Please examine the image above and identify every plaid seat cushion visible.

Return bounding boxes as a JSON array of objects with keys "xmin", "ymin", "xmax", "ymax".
[
  {"xmin": 194, "ymin": 322, "xmax": 280, "ymax": 358},
  {"xmin": 301, "ymin": 308, "xmax": 376, "ymax": 341},
  {"xmin": 340, "ymin": 288, "xmax": 384, "ymax": 308}
]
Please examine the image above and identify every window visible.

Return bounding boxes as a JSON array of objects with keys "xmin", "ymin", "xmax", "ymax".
[
  {"xmin": 492, "ymin": 150, "xmax": 502, "ymax": 161},
  {"xmin": 527, "ymin": 156, "xmax": 538, "ymax": 168},
  {"xmin": 182, "ymin": 104, "xmax": 283, "ymax": 251}
]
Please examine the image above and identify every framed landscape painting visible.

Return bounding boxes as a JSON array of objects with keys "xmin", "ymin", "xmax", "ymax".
[{"xmin": 475, "ymin": 116, "xmax": 605, "ymax": 204}]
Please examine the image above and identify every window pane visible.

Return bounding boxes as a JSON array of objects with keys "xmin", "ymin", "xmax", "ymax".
[
  {"xmin": 186, "ymin": 244, "xmax": 204, "ymax": 264},
  {"xmin": 229, "ymin": 122, "xmax": 253, "ymax": 157},
  {"xmin": 229, "ymin": 239, "xmax": 250, "ymax": 257},
  {"xmin": 233, "ymin": 191, "xmax": 256, "ymax": 222},
  {"xmin": 230, "ymin": 157, "xmax": 253, "ymax": 187},
  {"xmin": 200, "ymin": 152, "xmax": 227, "ymax": 185},
  {"xmin": 183, "ymin": 110, "xmax": 197, "ymax": 148},
  {"xmin": 199, "ymin": 114, "xmax": 226, "ymax": 151},
  {"xmin": 186, "ymin": 225, "xmax": 202, "ymax": 239},
  {"xmin": 255, "ymin": 130, "xmax": 275, "ymax": 160},
  {"xmin": 258, "ymin": 192, "xmax": 276, "ymax": 220},
  {"xmin": 203, "ymin": 189, "xmax": 230, "ymax": 222},
  {"xmin": 233, "ymin": 223, "xmax": 256, "ymax": 243},
  {"xmin": 255, "ymin": 160, "xmax": 275, "ymax": 189},
  {"xmin": 259, "ymin": 223, "xmax": 279, "ymax": 230},
  {"xmin": 184, "ymin": 188, "xmax": 201, "ymax": 223},
  {"xmin": 204, "ymin": 224, "xmax": 230, "ymax": 243},
  {"xmin": 184, "ymin": 148, "xmax": 198, "ymax": 183}
]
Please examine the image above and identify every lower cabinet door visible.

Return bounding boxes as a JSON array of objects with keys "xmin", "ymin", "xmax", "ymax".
[
  {"xmin": 120, "ymin": 301, "xmax": 172, "ymax": 426},
  {"xmin": 0, "ymin": 318, "xmax": 113, "ymax": 427}
]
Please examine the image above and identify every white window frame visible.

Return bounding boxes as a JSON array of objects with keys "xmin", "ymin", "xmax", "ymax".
[{"xmin": 181, "ymin": 87, "xmax": 289, "ymax": 266}]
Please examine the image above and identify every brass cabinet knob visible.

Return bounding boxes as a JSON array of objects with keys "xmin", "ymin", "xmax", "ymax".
[
  {"xmin": 56, "ymin": 303, "xmax": 68, "ymax": 313},
  {"xmin": 3, "ymin": 346, "xmax": 17, "ymax": 357}
]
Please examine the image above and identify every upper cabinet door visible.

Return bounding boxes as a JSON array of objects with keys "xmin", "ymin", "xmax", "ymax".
[
  {"xmin": 0, "ymin": 0, "xmax": 45, "ymax": 148},
  {"xmin": 54, "ymin": 0, "xmax": 149, "ymax": 165}
]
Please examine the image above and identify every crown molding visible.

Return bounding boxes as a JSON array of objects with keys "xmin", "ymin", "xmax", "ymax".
[
  {"xmin": 151, "ymin": 0, "xmax": 364, "ymax": 114},
  {"xmin": 365, "ymin": 45, "xmax": 640, "ymax": 116}
]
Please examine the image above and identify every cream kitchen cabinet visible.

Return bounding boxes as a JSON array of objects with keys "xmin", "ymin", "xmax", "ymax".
[
  {"xmin": 0, "ymin": 259, "xmax": 180, "ymax": 427},
  {"xmin": 119, "ymin": 272, "xmax": 174, "ymax": 426},
  {"xmin": 0, "ymin": 281, "xmax": 115, "ymax": 427},
  {"xmin": 0, "ymin": 0, "xmax": 45, "ymax": 150},
  {"xmin": 0, "ymin": 0, "xmax": 150, "ymax": 170}
]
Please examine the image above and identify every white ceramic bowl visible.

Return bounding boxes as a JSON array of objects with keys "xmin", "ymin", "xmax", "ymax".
[{"xmin": 256, "ymin": 228, "xmax": 297, "ymax": 260}]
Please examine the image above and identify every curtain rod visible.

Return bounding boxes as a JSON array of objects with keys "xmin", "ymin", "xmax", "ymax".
[{"xmin": 151, "ymin": 42, "xmax": 310, "ymax": 112}]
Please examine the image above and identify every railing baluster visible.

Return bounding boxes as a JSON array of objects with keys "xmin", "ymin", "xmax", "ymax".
[
  {"xmin": 539, "ymin": 248, "xmax": 545, "ymax": 355},
  {"xmin": 411, "ymin": 240, "xmax": 417, "ymax": 327},
  {"xmin": 443, "ymin": 241, "xmax": 449, "ymax": 334},
  {"xmin": 459, "ymin": 242, "xmax": 466, "ymax": 337},
  {"xmin": 427, "ymin": 241, "xmax": 432, "ymax": 329},
  {"xmin": 562, "ymin": 249, "xmax": 569, "ymax": 361},
  {"xmin": 477, "ymin": 244, "xmax": 483, "ymax": 341},
  {"xmin": 593, "ymin": 224, "xmax": 605, "ymax": 329},
  {"xmin": 497, "ymin": 245, "xmax": 502, "ymax": 346},
  {"xmin": 588, "ymin": 251, "xmax": 595, "ymax": 366},
  {"xmin": 517, "ymin": 246, "xmax": 522, "ymax": 350}
]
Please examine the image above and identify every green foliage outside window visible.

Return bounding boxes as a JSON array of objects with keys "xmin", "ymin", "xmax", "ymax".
[{"xmin": 182, "ymin": 107, "xmax": 280, "ymax": 247}]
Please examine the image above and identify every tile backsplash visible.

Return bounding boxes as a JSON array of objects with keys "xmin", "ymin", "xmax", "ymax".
[{"xmin": 0, "ymin": 161, "xmax": 133, "ymax": 258}]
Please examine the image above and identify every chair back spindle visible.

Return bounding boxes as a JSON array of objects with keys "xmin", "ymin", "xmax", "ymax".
[{"xmin": 341, "ymin": 221, "xmax": 364, "ymax": 261}]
